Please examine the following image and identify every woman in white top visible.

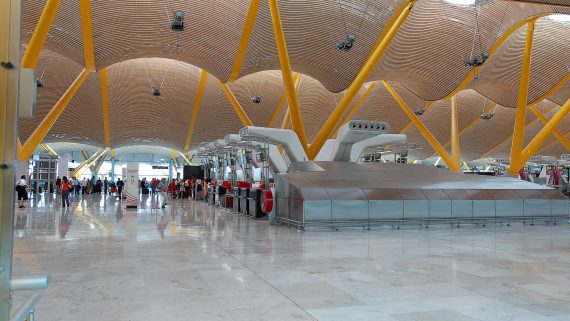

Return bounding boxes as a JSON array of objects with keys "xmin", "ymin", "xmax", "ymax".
[{"xmin": 15, "ymin": 175, "xmax": 28, "ymax": 208}]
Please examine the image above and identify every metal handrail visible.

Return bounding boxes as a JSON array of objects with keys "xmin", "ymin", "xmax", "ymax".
[
  {"xmin": 11, "ymin": 275, "xmax": 51, "ymax": 291},
  {"xmin": 9, "ymin": 293, "xmax": 40, "ymax": 321}
]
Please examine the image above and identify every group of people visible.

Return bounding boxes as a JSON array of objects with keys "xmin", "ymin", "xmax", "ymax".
[{"xmin": 54, "ymin": 176, "xmax": 125, "ymax": 195}]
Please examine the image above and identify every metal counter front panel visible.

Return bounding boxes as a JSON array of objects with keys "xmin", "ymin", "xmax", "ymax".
[{"xmin": 369, "ymin": 200, "xmax": 403, "ymax": 220}]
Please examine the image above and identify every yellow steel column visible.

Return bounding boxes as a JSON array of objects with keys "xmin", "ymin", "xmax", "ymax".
[
  {"xmin": 479, "ymin": 104, "xmax": 556, "ymax": 158},
  {"xmin": 217, "ymin": 80, "xmax": 253, "ymax": 126},
  {"xmin": 309, "ymin": 0, "xmax": 416, "ymax": 159},
  {"xmin": 184, "ymin": 70, "xmax": 208, "ymax": 152},
  {"xmin": 268, "ymin": 0, "xmax": 308, "ymax": 153},
  {"xmin": 450, "ymin": 95, "xmax": 461, "ymax": 171},
  {"xmin": 383, "ymin": 81, "xmax": 459, "ymax": 171},
  {"xmin": 528, "ymin": 105, "xmax": 570, "ymax": 151},
  {"xmin": 79, "ymin": 0, "xmax": 96, "ymax": 71},
  {"xmin": 281, "ymin": 108, "xmax": 291, "ymax": 129},
  {"xmin": 399, "ymin": 102, "xmax": 433, "ymax": 134},
  {"xmin": 333, "ymin": 82, "xmax": 378, "ymax": 138},
  {"xmin": 518, "ymin": 99, "xmax": 570, "ymax": 167},
  {"xmin": 227, "ymin": 0, "xmax": 260, "ymax": 82},
  {"xmin": 21, "ymin": 0, "xmax": 61, "ymax": 68},
  {"xmin": 508, "ymin": 21, "xmax": 535, "ymax": 175},
  {"xmin": 100, "ymin": 68, "xmax": 111, "ymax": 148},
  {"xmin": 19, "ymin": 69, "xmax": 90, "ymax": 160},
  {"xmin": 267, "ymin": 73, "xmax": 301, "ymax": 127}
]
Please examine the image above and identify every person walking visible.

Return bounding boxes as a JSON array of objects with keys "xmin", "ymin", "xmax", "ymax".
[
  {"xmin": 116, "ymin": 178, "xmax": 124, "ymax": 196},
  {"xmin": 15, "ymin": 175, "xmax": 28, "ymax": 209},
  {"xmin": 61, "ymin": 176, "xmax": 71, "ymax": 208},
  {"xmin": 55, "ymin": 176, "xmax": 61, "ymax": 194},
  {"xmin": 103, "ymin": 177, "xmax": 109, "ymax": 195},
  {"xmin": 157, "ymin": 178, "xmax": 168, "ymax": 209}
]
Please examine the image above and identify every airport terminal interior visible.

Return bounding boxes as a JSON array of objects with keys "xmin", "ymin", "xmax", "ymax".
[{"xmin": 1, "ymin": 0, "xmax": 570, "ymax": 320}]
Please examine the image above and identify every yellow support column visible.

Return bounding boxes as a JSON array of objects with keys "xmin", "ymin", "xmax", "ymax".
[
  {"xmin": 508, "ymin": 21, "xmax": 535, "ymax": 175},
  {"xmin": 518, "ymin": 99, "xmax": 570, "ymax": 167},
  {"xmin": 184, "ymin": 70, "xmax": 208, "ymax": 152},
  {"xmin": 268, "ymin": 0, "xmax": 308, "ymax": 153},
  {"xmin": 21, "ymin": 0, "xmax": 61, "ymax": 68},
  {"xmin": 309, "ymin": 0, "xmax": 416, "ymax": 159},
  {"xmin": 227, "ymin": 0, "xmax": 260, "ymax": 82},
  {"xmin": 79, "ymin": 0, "xmax": 96, "ymax": 71},
  {"xmin": 528, "ymin": 105, "xmax": 570, "ymax": 151},
  {"xmin": 450, "ymin": 95, "xmax": 461, "ymax": 171},
  {"xmin": 100, "ymin": 68, "xmax": 111, "ymax": 148},
  {"xmin": 333, "ymin": 82, "xmax": 378, "ymax": 138},
  {"xmin": 267, "ymin": 73, "xmax": 301, "ymax": 127},
  {"xmin": 383, "ymin": 81, "xmax": 460, "ymax": 172},
  {"xmin": 281, "ymin": 109, "xmax": 291, "ymax": 129},
  {"xmin": 217, "ymin": 80, "xmax": 253, "ymax": 126},
  {"xmin": 19, "ymin": 69, "xmax": 90, "ymax": 160}
]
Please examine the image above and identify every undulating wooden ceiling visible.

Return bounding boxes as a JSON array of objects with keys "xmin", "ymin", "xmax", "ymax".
[{"xmin": 18, "ymin": 0, "xmax": 570, "ymax": 161}]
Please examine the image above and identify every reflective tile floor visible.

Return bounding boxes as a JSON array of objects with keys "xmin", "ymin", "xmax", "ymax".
[{"xmin": 11, "ymin": 194, "xmax": 570, "ymax": 321}]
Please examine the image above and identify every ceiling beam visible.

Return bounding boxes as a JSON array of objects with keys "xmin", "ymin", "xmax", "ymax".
[
  {"xmin": 21, "ymin": 0, "xmax": 61, "ymax": 68},
  {"xmin": 217, "ymin": 80, "xmax": 253, "ymax": 126},
  {"xmin": 528, "ymin": 105, "xmax": 570, "ymax": 151},
  {"xmin": 444, "ymin": 15, "xmax": 545, "ymax": 100},
  {"xmin": 268, "ymin": 0, "xmax": 308, "ymax": 155},
  {"xmin": 517, "ymin": 99, "xmax": 570, "ymax": 168},
  {"xmin": 332, "ymin": 81, "xmax": 378, "ymax": 138},
  {"xmin": 509, "ymin": 21, "xmax": 535, "ymax": 175},
  {"xmin": 19, "ymin": 69, "xmax": 90, "ymax": 160},
  {"xmin": 267, "ymin": 73, "xmax": 301, "ymax": 128},
  {"xmin": 308, "ymin": 0, "xmax": 416, "ymax": 160},
  {"xmin": 383, "ymin": 80, "xmax": 460, "ymax": 172},
  {"xmin": 79, "ymin": 0, "xmax": 96, "ymax": 71},
  {"xmin": 100, "ymin": 68, "xmax": 111, "ymax": 148},
  {"xmin": 227, "ymin": 0, "xmax": 260, "ymax": 82},
  {"xmin": 183, "ymin": 70, "xmax": 208, "ymax": 152},
  {"xmin": 479, "ymin": 104, "xmax": 557, "ymax": 159}
]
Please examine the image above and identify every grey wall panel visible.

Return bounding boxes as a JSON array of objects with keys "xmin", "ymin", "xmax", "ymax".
[
  {"xmin": 369, "ymin": 200, "xmax": 404, "ymax": 220},
  {"xmin": 331, "ymin": 201, "xmax": 369, "ymax": 221},
  {"xmin": 550, "ymin": 200, "xmax": 569, "ymax": 217},
  {"xmin": 304, "ymin": 201, "xmax": 332, "ymax": 222},
  {"xmin": 523, "ymin": 199, "xmax": 551, "ymax": 217},
  {"xmin": 451, "ymin": 200, "xmax": 473, "ymax": 218},
  {"xmin": 496, "ymin": 200, "xmax": 523, "ymax": 217},
  {"xmin": 290, "ymin": 199, "xmax": 304, "ymax": 223},
  {"xmin": 429, "ymin": 200, "xmax": 452, "ymax": 219},
  {"xmin": 277, "ymin": 197, "xmax": 290, "ymax": 219},
  {"xmin": 473, "ymin": 200, "xmax": 495, "ymax": 217},
  {"xmin": 404, "ymin": 200, "xmax": 429, "ymax": 220}
]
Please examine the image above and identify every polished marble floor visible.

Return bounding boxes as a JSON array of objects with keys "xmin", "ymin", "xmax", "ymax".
[{"xmin": 10, "ymin": 193, "xmax": 570, "ymax": 321}]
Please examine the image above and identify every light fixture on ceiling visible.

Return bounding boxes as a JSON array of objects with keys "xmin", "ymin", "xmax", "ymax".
[
  {"xmin": 479, "ymin": 111, "xmax": 494, "ymax": 120},
  {"xmin": 444, "ymin": 0, "xmax": 492, "ymax": 6},
  {"xmin": 414, "ymin": 108, "xmax": 425, "ymax": 116},
  {"xmin": 36, "ymin": 78, "xmax": 45, "ymax": 88},
  {"xmin": 463, "ymin": 51, "xmax": 489, "ymax": 67},
  {"xmin": 251, "ymin": 95, "xmax": 262, "ymax": 104},
  {"xmin": 152, "ymin": 86, "xmax": 161, "ymax": 96},
  {"xmin": 336, "ymin": 34, "xmax": 356, "ymax": 52},
  {"xmin": 171, "ymin": 10, "xmax": 185, "ymax": 31}
]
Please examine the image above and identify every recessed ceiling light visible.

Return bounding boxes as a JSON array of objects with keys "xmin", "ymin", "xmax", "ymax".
[{"xmin": 547, "ymin": 14, "xmax": 570, "ymax": 23}]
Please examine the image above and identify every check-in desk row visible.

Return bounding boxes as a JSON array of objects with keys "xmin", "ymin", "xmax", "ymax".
[{"xmin": 232, "ymin": 187, "xmax": 265, "ymax": 218}]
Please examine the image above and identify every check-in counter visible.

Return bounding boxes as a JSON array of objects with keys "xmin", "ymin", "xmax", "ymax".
[
  {"xmin": 239, "ymin": 188, "xmax": 250, "ymax": 215},
  {"xmin": 247, "ymin": 188, "xmax": 265, "ymax": 218}
]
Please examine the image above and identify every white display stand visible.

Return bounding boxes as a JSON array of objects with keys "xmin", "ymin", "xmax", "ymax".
[
  {"xmin": 57, "ymin": 158, "xmax": 69, "ymax": 178},
  {"xmin": 124, "ymin": 163, "xmax": 139, "ymax": 208}
]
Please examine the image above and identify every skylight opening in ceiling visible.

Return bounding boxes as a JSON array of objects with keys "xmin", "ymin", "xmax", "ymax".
[
  {"xmin": 444, "ymin": 0, "xmax": 476, "ymax": 7},
  {"xmin": 546, "ymin": 14, "xmax": 570, "ymax": 24}
]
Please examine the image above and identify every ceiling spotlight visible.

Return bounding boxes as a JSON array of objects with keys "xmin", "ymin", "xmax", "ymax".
[
  {"xmin": 480, "ymin": 111, "xmax": 494, "ymax": 120},
  {"xmin": 414, "ymin": 108, "xmax": 425, "ymax": 116},
  {"xmin": 463, "ymin": 51, "xmax": 489, "ymax": 67},
  {"xmin": 251, "ymin": 95, "xmax": 262, "ymax": 104},
  {"xmin": 171, "ymin": 10, "xmax": 185, "ymax": 31},
  {"xmin": 152, "ymin": 86, "xmax": 161, "ymax": 96},
  {"xmin": 36, "ymin": 78, "xmax": 45, "ymax": 88},
  {"xmin": 336, "ymin": 34, "xmax": 356, "ymax": 52}
]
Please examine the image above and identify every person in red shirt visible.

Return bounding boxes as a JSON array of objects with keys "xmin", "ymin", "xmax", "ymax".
[{"xmin": 61, "ymin": 176, "xmax": 72, "ymax": 208}]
